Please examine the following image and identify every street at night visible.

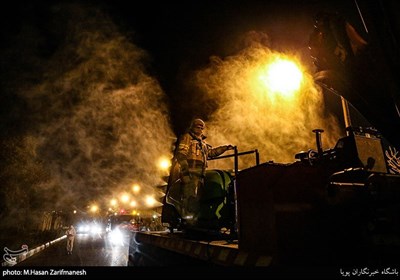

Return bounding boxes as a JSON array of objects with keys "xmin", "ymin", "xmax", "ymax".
[{"xmin": 13, "ymin": 232, "xmax": 130, "ymax": 267}]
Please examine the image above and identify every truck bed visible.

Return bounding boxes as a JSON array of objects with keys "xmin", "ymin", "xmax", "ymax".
[{"xmin": 128, "ymin": 230, "xmax": 273, "ymax": 266}]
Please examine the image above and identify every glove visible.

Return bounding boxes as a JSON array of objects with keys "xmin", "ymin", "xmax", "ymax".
[{"xmin": 182, "ymin": 175, "xmax": 191, "ymax": 184}]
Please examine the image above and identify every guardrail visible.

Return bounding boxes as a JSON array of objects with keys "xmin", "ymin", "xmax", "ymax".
[{"xmin": 1, "ymin": 235, "xmax": 66, "ymax": 267}]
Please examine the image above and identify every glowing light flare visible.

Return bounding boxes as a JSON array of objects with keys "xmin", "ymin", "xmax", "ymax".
[
  {"xmin": 145, "ymin": 196, "xmax": 156, "ymax": 207},
  {"xmin": 259, "ymin": 58, "xmax": 303, "ymax": 99},
  {"xmin": 120, "ymin": 193, "xmax": 130, "ymax": 203},
  {"xmin": 158, "ymin": 157, "xmax": 171, "ymax": 171},
  {"xmin": 132, "ymin": 184, "xmax": 140, "ymax": 193},
  {"xmin": 129, "ymin": 200, "xmax": 137, "ymax": 208},
  {"xmin": 109, "ymin": 228, "xmax": 123, "ymax": 246},
  {"xmin": 110, "ymin": 199, "xmax": 117, "ymax": 206},
  {"xmin": 90, "ymin": 205, "xmax": 98, "ymax": 213}
]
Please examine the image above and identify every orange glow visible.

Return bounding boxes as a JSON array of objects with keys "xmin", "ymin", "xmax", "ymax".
[
  {"xmin": 158, "ymin": 157, "xmax": 171, "ymax": 170},
  {"xmin": 145, "ymin": 196, "xmax": 156, "ymax": 207},
  {"xmin": 195, "ymin": 43, "xmax": 342, "ymax": 165},
  {"xmin": 260, "ymin": 58, "xmax": 303, "ymax": 97},
  {"xmin": 90, "ymin": 205, "xmax": 98, "ymax": 213},
  {"xmin": 110, "ymin": 199, "xmax": 117, "ymax": 206},
  {"xmin": 132, "ymin": 184, "xmax": 140, "ymax": 193},
  {"xmin": 255, "ymin": 56, "xmax": 304, "ymax": 105},
  {"xmin": 120, "ymin": 193, "xmax": 130, "ymax": 203},
  {"xmin": 130, "ymin": 200, "xmax": 137, "ymax": 207}
]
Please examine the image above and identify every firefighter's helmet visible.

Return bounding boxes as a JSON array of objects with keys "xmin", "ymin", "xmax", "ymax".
[{"xmin": 190, "ymin": 119, "xmax": 205, "ymax": 130}]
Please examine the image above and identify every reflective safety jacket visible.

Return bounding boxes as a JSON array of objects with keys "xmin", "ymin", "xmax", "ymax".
[
  {"xmin": 66, "ymin": 227, "xmax": 76, "ymax": 240},
  {"xmin": 175, "ymin": 132, "xmax": 230, "ymax": 176}
]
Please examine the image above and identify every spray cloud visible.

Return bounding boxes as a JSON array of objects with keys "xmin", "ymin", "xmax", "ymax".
[
  {"xmin": 0, "ymin": 2, "xmax": 175, "ymax": 234},
  {"xmin": 194, "ymin": 31, "xmax": 342, "ymax": 169}
]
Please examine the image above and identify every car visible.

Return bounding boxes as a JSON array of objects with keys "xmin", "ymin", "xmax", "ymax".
[
  {"xmin": 76, "ymin": 220, "xmax": 104, "ymax": 235},
  {"xmin": 106, "ymin": 214, "xmax": 140, "ymax": 233}
]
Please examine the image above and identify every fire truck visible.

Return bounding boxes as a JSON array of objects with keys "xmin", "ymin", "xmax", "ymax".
[{"xmin": 128, "ymin": 1, "xmax": 400, "ymax": 268}]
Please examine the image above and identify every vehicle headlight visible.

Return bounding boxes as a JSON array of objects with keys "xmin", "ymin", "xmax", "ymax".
[
  {"xmin": 90, "ymin": 225, "xmax": 102, "ymax": 235},
  {"xmin": 109, "ymin": 228, "xmax": 123, "ymax": 245}
]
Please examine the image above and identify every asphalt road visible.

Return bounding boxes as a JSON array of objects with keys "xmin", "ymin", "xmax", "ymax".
[{"xmin": 14, "ymin": 232, "xmax": 131, "ymax": 267}]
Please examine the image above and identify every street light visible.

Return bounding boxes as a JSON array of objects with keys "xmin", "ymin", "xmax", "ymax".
[
  {"xmin": 130, "ymin": 200, "xmax": 137, "ymax": 208},
  {"xmin": 132, "ymin": 184, "xmax": 140, "ymax": 194},
  {"xmin": 259, "ymin": 58, "xmax": 303, "ymax": 99},
  {"xmin": 90, "ymin": 204, "xmax": 98, "ymax": 213},
  {"xmin": 120, "ymin": 193, "xmax": 130, "ymax": 204},
  {"xmin": 110, "ymin": 199, "xmax": 118, "ymax": 207},
  {"xmin": 158, "ymin": 157, "xmax": 171, "ymax": 171},
  {"xmin": 145, "ymin": 196, "xmax": 156, "ymax": 207}
]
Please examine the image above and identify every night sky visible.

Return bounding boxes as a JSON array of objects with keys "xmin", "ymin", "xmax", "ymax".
[{"xmin": 1, "ymin": 0, "xmax": 360, "ymax": 134}]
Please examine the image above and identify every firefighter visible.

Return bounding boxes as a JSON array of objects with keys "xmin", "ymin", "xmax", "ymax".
[{"xmin": 175, "ymin": 118, "xmax": 234, "ymax": 220}]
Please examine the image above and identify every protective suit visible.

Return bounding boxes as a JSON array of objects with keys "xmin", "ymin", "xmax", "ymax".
[
  {"xmin": 65, "ymin": 225, "xmax": 76, "ymax": 255},
  {"xmin": 175, "ymin": 119, "xmax": 234, "ymax": 219}
]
